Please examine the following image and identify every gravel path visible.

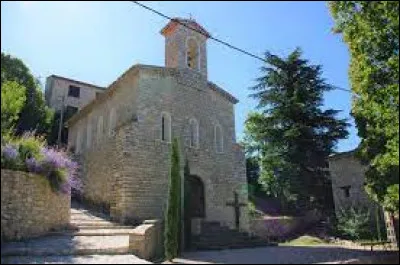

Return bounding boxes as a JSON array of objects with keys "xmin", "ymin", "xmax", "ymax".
[{"xmin": 173, "ymin": 246, "xmax": 398, "ymax": 264}]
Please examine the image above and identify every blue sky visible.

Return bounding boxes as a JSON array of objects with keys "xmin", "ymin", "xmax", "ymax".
[{"xmin": 1, "ymin": 1, "xmax": 359, "ymax": 152}]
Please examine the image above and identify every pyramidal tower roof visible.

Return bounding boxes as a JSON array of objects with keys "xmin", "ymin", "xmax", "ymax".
[{"xmin": 160, "ymin": 17, "xmax": 211, "ymax": 38}]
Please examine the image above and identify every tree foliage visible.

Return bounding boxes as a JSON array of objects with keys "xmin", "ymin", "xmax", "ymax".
[
  {"xmin": 1, "ymin": 52, "xmax": 53, "ymax": 136},
  {"xmin": 245, "ymin": 48, "xmax": 349, "ymax": 212},
  {"xmin": 1, "ymin": 81, "xmax": 26, "ymax": 135},
  {"xmin": 164, "ymin": 138, "xmax": 181, "ymax": 260},
  {"xmin": 329, "ymin": 1, "xmax": 399, "ymax": 214}
]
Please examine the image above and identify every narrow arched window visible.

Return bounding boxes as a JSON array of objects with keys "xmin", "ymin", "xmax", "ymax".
[
  {"xmin": 109, "ymin": 108, "xmax": 116, "ymax": 136},
  {"xmin": 214, "ymin": 124, "xmax": 223, "ymax": 153},
  {"xmin": 161, "ymin": 112, "xmax": 171, "ymax": 142},
  {"xmin": 86, "ymin": 119, "xmax": 92, "ymax": 149},
  {"xmin": 186, "ymin": 38, "xmax": 199, "ymax": 70},
  {"xmin": 189, "ymin": 118, "xmax": 199, "ymax": 148},
  {"xmin": 97, "ymin": 116, "xmax": 104, "ymax": 143},
  {"xmin": 76, "ymin": 128, "xmax": 82, "ymax": 154}
]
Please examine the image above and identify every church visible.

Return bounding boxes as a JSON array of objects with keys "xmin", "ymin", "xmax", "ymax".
[{"xmin": 66, "ymin": 18, "xmax": 250, "ymax": 235}]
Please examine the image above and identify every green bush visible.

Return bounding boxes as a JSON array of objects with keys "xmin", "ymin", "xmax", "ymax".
[
  {"xmin": 336, "ymin": 206, "xmax": 372, "ymax": 241},
  {"xmin": 164, "ymin": 138, "xmax": 181, "ymax": 261}
]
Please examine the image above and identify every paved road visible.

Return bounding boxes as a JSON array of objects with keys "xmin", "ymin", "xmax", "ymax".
[{"xmin": 171, "ymin": 246, "xmax": 398, "ymax": 264}]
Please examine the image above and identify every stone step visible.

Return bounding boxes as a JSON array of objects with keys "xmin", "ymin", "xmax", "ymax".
[
  {"xmin": 1, "ymin": 254, "xmax": 152, "ymax": 264},
  {"xmin": 191, "ymin": 240, "xmax": 276, "ymax": 251},
  {"xmin": 1, "ymin": 235, "xmax": 130, "ymax": 257},
  {"xmin": 74, "ymin": 225, "xmax": 135, "ymax": 230},
  {"xmin": 47, "ymin": 228, "xmax": 137, "ymax": 237},
  {"xmin": 70, "ymin": 221, "xmax": 117, "ymax": 227}
]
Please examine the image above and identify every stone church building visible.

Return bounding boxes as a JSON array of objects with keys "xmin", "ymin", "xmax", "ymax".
[{"xmin": 66, "ymin": 18, "xmax": 250, "ymax": 233}]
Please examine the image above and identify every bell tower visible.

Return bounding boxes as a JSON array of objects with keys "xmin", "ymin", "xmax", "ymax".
[{"xmin": 161, "ymin": 18, "xmax": 210, "ymax": 79}]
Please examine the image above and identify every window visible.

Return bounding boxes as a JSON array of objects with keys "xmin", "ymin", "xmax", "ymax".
[
  {"xmin": 214, "ymin": 124, "xmax": 223, "ymax": 153},
  {"xmin": 65, "ymin": 106, "xmax": 78, "ymax": 119},
  {"xmin": 161, "ymin": 112, "xmax": 171, "ymax": 142},
  {"xmin": 189, "ymin": 118, "xmax": 199, "ymax": 148},
  {"xmin": 97, "ymin": 116, "xmax": 104, "ymax": 143},
  {"xmin": 86, "ymin": 119, "xmax": 92, "ymax": 149},
  {"xmin": 76, "ymin": 128, "xmax": 82, "ymax": 153},
  {"xmin": 68, "ymin": 85, "xmax": 80, "ymax": 98},
  {"xmin": 186, "ymin": 38, "xmax": 199, "ymax": 70},
  {"xmin": 340, "ymin": 186, "xmax": 351, "ymax": 198},
  {"xmin": 109, "ymin": 108, "xmax": 116, "ymax": 136}
]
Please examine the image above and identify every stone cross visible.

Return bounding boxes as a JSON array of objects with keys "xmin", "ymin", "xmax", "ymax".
[{"xmin": 226, "ymin": 191, "xmax": 246, "ymax": 230}]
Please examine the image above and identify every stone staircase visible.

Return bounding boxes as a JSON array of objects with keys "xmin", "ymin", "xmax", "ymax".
[
  {"xmin": 190, "ymin": 221, "xmax": 275, "ymax": 251},
  {"xmin": 1, "ymin": 204, "xmax": 150, "ymax": 264}
]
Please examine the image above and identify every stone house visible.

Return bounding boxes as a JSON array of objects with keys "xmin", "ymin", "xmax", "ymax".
[
  {"xmin": 45, "ymin": 75, "xmax": 106, "ymax": 114},
  {"xmin": 66, "ymin": 18, "xmax": 250, "ymax": 234}
]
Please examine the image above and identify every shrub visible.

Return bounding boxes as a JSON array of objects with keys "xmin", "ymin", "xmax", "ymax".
[
  {"xmin": 1, "ymin": 132, "xmax": 81, "ymax": 195},
  {"xmin": 336, "ymin": 206, "xmax": 372, "ymax": 241},
  {"xmin": 164, "ymin": 138, "xmax": 181, "ymax": 261}
]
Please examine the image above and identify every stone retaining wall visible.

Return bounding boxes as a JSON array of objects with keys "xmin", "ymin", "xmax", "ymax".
[
  {"xmin": 250, "ymin": 210, "xmax": 321, "ymax": 240},
  {"xmin": 1, "ymin": 169, "xmax": 70, "ymax": 242}
]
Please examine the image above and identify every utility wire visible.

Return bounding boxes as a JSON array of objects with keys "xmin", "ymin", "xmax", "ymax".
[{"xmin": 131, "ymin": 1, "xmax": 353, "ymax": 94}]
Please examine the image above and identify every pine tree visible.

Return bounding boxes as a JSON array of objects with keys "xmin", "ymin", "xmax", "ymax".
[
  {"xmin": 164, "ymin": 138, "xmax": 181, "ymax": 261},
  {"xmin": 246, "ymin": 48, "xmax": 349, "ymax": 212}
]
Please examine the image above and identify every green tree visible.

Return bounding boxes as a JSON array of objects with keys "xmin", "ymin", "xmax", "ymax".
[
  {"xmin": 1, "ymin": 81, "xmax": 26, "ymax": 135},
  {"xmin": 246, "ymin": 49, "xmax": 349, "ymax": 212},
  {"xmin": 329, "ymin": 1, "xmax": 399, "ymax": 214},
  {"xmin": 1, "ymin": 52, "xmax": 53, "ymax": 136},
  {"xmin": 164, "ymin": 138, "xmax": 181, "ymax": 261}
]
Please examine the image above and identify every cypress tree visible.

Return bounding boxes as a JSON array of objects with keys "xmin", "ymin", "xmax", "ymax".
[{"xmin": 164, "ymin": 138, "xmax": 181, "ymax": 261}]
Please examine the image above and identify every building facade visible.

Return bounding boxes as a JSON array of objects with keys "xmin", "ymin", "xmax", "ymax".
[
  {"xmin": 66, "ymin": 18, "xmax": 250, "ymax": 234},
  {"xmin": 45, "ymin": 75, "xmax": 106, "ymax": 114}
]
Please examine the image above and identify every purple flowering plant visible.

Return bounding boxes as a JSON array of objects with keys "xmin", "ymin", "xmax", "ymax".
[{"xmin": 1, "ymin": 133, "xmax": 81, "ymax": 195}]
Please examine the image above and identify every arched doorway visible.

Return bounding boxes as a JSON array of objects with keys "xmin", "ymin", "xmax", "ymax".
[{"xmin": 184, "ymin": 174, "xmax": 205, "ymax": 249}]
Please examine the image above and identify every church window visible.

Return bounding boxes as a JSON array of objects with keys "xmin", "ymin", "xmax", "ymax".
[
  {"xmin": 97, "ymin": 116, "xmax": 104, "ymax": 143},
  {"xmin": 214, "ymin": 124, "xmax": 223, "ymax": 153},
  {"xmin": 186, "ymin": 38, "xmax": 200, "ymax": 70},
  {"xmin": 76, "ymin": 128, "xmax": 82, "ymax": 153},
  {"xmin": 189, "ymin": 118, "xmax": 199, "ymax": 148},
  {"xmin": 109, "ymin": 108, "xmax": 116, "ymax": 136},
  {"xmin": 161, "ymin": 112, "xmax": 171, "ymax": 142},
  {"xmin": 86, "ymin": 119, "xmax": 92, "ymax": 149}
]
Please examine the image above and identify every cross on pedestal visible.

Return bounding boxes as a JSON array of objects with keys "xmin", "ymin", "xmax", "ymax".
[{"xmin": 226, "ymin": 191, "xmax": 246, "ymax": 230}]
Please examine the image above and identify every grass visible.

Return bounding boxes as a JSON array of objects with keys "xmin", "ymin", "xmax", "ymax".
[{"xmin": 280, "ymin": 235, "xmax": 329, "ymax": 246}]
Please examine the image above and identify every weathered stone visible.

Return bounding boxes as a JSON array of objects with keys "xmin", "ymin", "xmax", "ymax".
[{"xmin": 1, "ymin": 169, "xmax": 70, "ymax": 242}]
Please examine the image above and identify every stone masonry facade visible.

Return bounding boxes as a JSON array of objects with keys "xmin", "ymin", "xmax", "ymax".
[
  {"xmin": 328, "ymin": 150, "xmax": 384, "ymax": 224},
  {"xmin": 66, "ymin": 18, "xmax": 250, "ymax": 233},
  {"xmin": 45, "ymin": 75, "xmax": 106, "ymax": 112},
  {"xmin": 1, "ymin": 169, "xmax": 70, "ymax": 242}
]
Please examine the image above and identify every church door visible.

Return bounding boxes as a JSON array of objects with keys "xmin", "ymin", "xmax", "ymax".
[{"xmin": 184, "ymin": 175, "xmax": 205, "ymax": 249}]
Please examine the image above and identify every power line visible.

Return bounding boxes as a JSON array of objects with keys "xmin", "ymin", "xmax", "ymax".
[{"xmin": 132, "ymin": 1, "xmax": 353, "ymax": 93}]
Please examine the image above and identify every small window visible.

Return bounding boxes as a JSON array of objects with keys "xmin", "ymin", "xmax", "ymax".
[
  {"xmin": 214, "ymin": 124, "xmax": 223, "ymax": 153},
  {"xmin": 68, "ymin": 85, "xmax": 80, "ymax": 98},
  {"xmin": 340, "ymin": 186, "xmax": 351, "ymax": 198},
  {"xmin": 76, "ymin": 128, "xmax": 82, "ymax": 154},
  {"xmin": 97, "ymin": 116, "xmax": 104, "ymax": 143},
  {"xmin": 161, "ymin": 112, "xmax": 171, "ymax": 142},
  {"xmin": 109, "ymin": 108, "xmax": 116, "ymax": 136},
  {"xmin": 189, "ymin": 118, "xmax": 199, "ymax": 148},
  {"xmin": 86, "ymin": 120, "xmax": 92, "ymax": 149},
  {"xmin": 65, "ymin": 106, "xmax": 78, "ymax": 118}
]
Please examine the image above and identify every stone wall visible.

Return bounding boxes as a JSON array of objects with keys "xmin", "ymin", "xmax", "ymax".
[
  {"xmin": 250, "ymin": 210, "xmax": 321, "ymax": 240},
  {"xmin": 1, "ymin": 169, "xmax": 70, "ymax": 242},
  {"xmin": 328, "ymin": 151, "xmax": 382, "ymax": 219},
  {"xmin": 67, "ymin": 65, "xmax": 249, "ymax": 231}
]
